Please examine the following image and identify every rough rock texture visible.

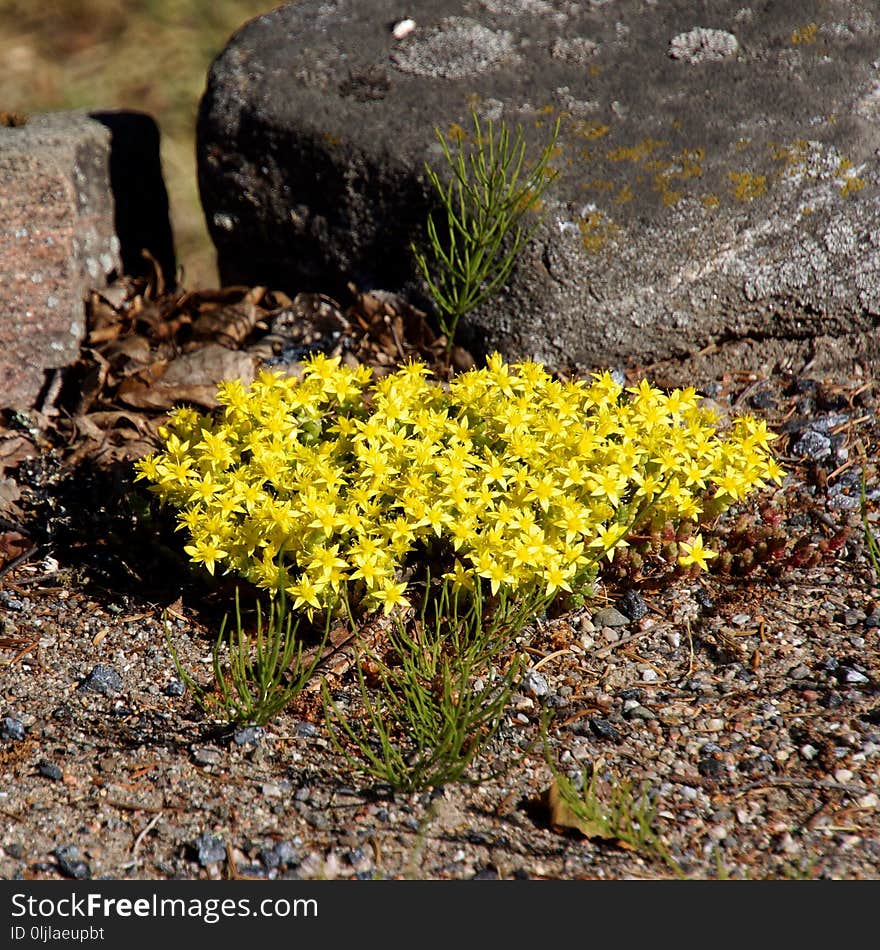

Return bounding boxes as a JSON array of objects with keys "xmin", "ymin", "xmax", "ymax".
[
  {"xmin": 0, "ymin": 111, "xmax": 174, "ymax": 410},
  {"xmin": 197, "ymin": 0, "xmax": 880, "ymax": 378}
]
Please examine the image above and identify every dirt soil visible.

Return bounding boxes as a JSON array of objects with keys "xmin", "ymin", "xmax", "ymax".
[{"xmin": 1, "ymin": 276, "xmax": 878, "ymax": 880}]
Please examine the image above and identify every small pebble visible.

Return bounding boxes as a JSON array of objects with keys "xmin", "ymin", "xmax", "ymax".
[
  {"xmin": 589, "ymin": 718, "xmax": 621, "ymax": 742},
  {"xmin": 789, "ymin": 664, "xmax": 811, "ymax": 680},
  {"xmin": 0, "ymin": 591, "xmax": 25, "ymax": 611},
  {"xmin": 522, "ymin": 670, "xmax": 550, "ymax": 699},
  {"xmin": 707, "ymin": 824, "xmax": 727, "ymax": 842},
  {"xmin": 844, "ymin": 669, "xmax": 870, "ymax": 684},
  {"xmin": 193, "ymin": 746, "xmax": 222, "ymax": 766},
  {"xmin": 619, "ymin": 687, "xmax": 644, "ymax": 701},
  {"xmin": 791, "ymin": 429, "xmax": 832, "ymax": 461},
  {"xmin": 194, "ymin": 833, "xmax": 226, "ymax": 867},
  {"xmin": 592, "ymin": 607, "xmax": 629, "ymax": 628},
  {"xmin": 1, "ymin": 717, "xmax": 26, "ymax": 741},
  {"xmin": 164, "ymin": 679, "xmax": 186, "ymax": 697},
  {"xmin": 800, "ymin": 744, "xmax": 819, "ymax": 760},
  {"xmin": 38, "ymin": 760, "xmax": 63, "ymax": 781},
  {"xmin": 233, "ymin": 726, "xmax": 265, "ymax": 746},
  {"xmin": 617, "ymin": 590, "xmax": 648, "ymax": 622},
  {"xmin": 698, "ymin": 756, "xmax": 724, "ymax": 778},
  {"xmin": 79, "ymin": 664, "xmax": 124, "ymax": 697},
  {"xmin": 705, "ymin": 718, "xmax": 725, "ymax": 732},
  {"xmin": 391, "ymin": 18, "xmax": 416, "ymax": 39},
  {"xmin": 295, "ymin": 721, "xmax": 319, "ymax": 737},
  {"xmin": 54, "ymin": 845, "xmax": 91, "ymax": 880},
  {"xmin": 641, "ymin": 669, "xmax": 659, "ymax": 684}
]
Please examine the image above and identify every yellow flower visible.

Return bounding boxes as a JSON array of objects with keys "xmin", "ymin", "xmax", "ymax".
[
  {"xmin": 183, "ymin": 537, "xmax": 227, "ymax": 575},
  {"xmin": 678, "ymin": 533, "xmax": 718, "ymax": 571},
  {"xmin": 372, "ymin": 580, "xmax": 411, "ymax": 615},
  {"xmin": 138, "ymin": 351, "xmax": 784, "ymax": 616},
  {"xmin": 287, "ymin": 575, "xmax": 323, "ymax": 611},
  {"xmin": 589, "ymin": 523, "xmax": 630, "ymax": 561}
]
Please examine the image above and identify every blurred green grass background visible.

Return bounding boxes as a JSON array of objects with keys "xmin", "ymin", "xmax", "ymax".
[{"xmin": 0, "ymin": 0, "xmax": 279, "ymax": 287}]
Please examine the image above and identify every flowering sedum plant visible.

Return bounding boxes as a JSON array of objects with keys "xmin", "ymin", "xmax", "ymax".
[{"xmin": 135, "ymin": 353, "xmax": 783, "ymax": 617}]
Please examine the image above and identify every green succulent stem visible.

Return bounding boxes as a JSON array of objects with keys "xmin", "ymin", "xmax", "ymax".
[
  {"xmin": 166, "ymin": 585, "xmax": 332, "ymax": 727},
  {"xmin": 322, "ymin": 576, "xmax": 539, "ymax": 792},
  {"xmin": 412, "ymin": 109, "xmax": 560, "ymax": 354}
]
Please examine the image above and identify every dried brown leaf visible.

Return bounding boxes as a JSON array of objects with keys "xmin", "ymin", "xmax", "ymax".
[{"xmin": 543, "ymin": 779, "xmax": 617, "ymax": 841}]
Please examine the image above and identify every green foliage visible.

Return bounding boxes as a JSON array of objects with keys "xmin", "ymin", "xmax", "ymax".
[
  {"xmin": 412, "ymin": 109, "xmax": 560, "ymax": 351},
  {"xmin": 166, "ymin": 587, "xmax": 331, "ymax": 726},
  {"xmin": 136, "ymin": 352, "xmax": 784, "ymax": 621},
  {"xmin": 321, "ymin": 577, "xmax": 534, "ymax": 792},
  {"xmin": 541, "ymin": 714, "xmax": 684, "ymax": 876}
]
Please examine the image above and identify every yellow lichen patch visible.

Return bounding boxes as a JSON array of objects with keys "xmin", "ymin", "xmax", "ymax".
[
  {"xmin": 728, "ymin": 171, "xmax": 767, "ymax": 202},
  {"xmin": 447, "ymin": 122, "xmax": 468, "ymax": 144},
  {"xmin": 837, "ymin": 158, "xmax": 865, "ymax": 197},
  {"xmin": 790, "ymin": 23, "xmax": 818, "ymax": 44},
  {"xmin": 614, "ymin": 184, "xmax": 634, "ymax": 204},
  {"xmin": 644, "ymin": 157, "xmax": 672, "ymax": 173},
  {"xmin": 770, "ymin": 138, "xmax": 810, "ymax": 171},
  {"xmin": 571, "ymin": 120, "xmax": 610, "ymax": 141},
  {"xmin": 578, "ymin": 210, "xmax": 619, "ymax": 252},
  {"xmin": 606, "ymin": 138, "xmax": 668, "ymax": 163},
  {"xmin": 584, "ymin": 177, "xmax": 617, "ymax": 193},
  {"xmin": 840, "ymin": 176, "xmax": 865, "ymax": 197},
  {"xmin": 701, "ymin": 194, "xmax": 720, "ymax": 210},
  {"xmin": 676, "ymin": 148, "xmax": 705, "ymax": 179}
]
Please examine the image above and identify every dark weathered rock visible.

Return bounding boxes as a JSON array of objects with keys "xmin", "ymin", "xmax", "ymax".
[
  {"xmin": 197, "ymin": 0, "xmax": 880, "ymax": 381},
  {"xmin": 0, "ymin": 110, "xmax": 174, "ymax": 410},
  {"xmin": 78, "ymin": 663, "xmax": 124, "ymax": 697}
]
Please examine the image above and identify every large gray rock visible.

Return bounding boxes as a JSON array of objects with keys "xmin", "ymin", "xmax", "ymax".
[
  {"xmin": 0, "ymin": 111, "xmax": 174, "ymax": 410},
  {"xmin": 197, "ymin": 0, "xmax": 880, "ymax": 380}
]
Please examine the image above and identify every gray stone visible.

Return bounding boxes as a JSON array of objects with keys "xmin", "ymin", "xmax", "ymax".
[
  {"xmin": 233, "ymin": 725, "xmax": 265, "ymax": 746},
  {"xmin": 194, "ymin": 832, "xmax": 226, "ymax": 866},
  {"xmin": 791, "ymin": 428, "xmax": 833, "ymax": 461},
  {"xmin": 1, "ymin": 717, "xmax": 26, "ymax": 741},
  {"xmin": 521, "ymin": 670, "xmax": 550, "ymax": 698},
  {"xmin": 78, "ymin": 663, "xmax": 124, "ymax": 697},
  {"xmin": 197, "ymin": 0, "xmax": 880, "ymax": 382},
  {"xmin": 0, "ymin": 110, "xmax": 174, "ymax": 410},
  {"xmin": 54, "ymin": 844, "xmax": 91, "ymax": 880},
  {"xmin": 592, "ymin": 606, "xmax": 629, "ymax": 628}
]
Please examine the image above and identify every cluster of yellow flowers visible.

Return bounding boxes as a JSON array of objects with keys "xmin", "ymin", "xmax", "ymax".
[{"xmin": 135, "ymin": 353, "xmax": 783, "ymax": 615}]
